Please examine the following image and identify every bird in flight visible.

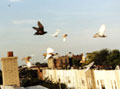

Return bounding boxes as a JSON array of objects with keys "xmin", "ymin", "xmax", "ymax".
[
  {"xmin": 44, "ymin": 48, "xmax": 54, "ymax": 60},
  {"xmin": 93, "ymin": 24, "xmax": 107, "ymax": 38},
  {"xmin": 32, "ymin": 21, "xmax": 47, "ymax": 35},
  {"xmin": 63, "ymin": 34, "xmax": 68, "ymax": 42},
  {"xmin": 51, "ymin": 29, "xmax": 60, "ymax": 37},
  {"xmin": 22, "ymin": 56, "xmax": 32, "ymax": 68}
]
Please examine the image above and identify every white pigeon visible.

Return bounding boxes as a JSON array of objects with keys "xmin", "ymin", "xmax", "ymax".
[
  {"xmin": 22, "ymin": 56, "xmax": 32, "ymax": 68},
  {"xmin": 51, "ymin": 29, "xmax": 60, "ymax": 37},
  {"xmin": 44, "ymin": 48, "xmax": 54, "ymax": 60},
  {"xmin": 93, "ymin": 24, "xmax": 107, "ymax": 38},
  {"xmin": 26, "ymin": 61, "xmax": 31, "ymax": 68},
  {"xmin": 63, "ymin": 34, "xmax": 68, "ymax": 42}
]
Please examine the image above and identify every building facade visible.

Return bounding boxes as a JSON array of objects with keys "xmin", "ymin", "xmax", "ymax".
[
  {"xmin": 48, "ymin": 54, "xmax": 84, "ymax": 69},
  {"xmin": 1, "ymin": 52, "xmax": 20, "ymax": 86},
  {"xmin": 43, "ymin": 69, "xmax": 120, "ymax": 89}
]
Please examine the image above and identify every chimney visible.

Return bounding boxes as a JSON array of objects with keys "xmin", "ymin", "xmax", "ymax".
[{"xmin": 7, "ymin": 51, "xmax": 13, "ymax": 57}]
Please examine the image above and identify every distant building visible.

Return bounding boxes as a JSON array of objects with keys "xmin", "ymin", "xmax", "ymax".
[
  {"xmin": 48, "ymin": 56, "xmax": 69, "ymax": 69},
  {"xmin": 48, "ymin": 53, "xmax": 85, "ymax": 69}
]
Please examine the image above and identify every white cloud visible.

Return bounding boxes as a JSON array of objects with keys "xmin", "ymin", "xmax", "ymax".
[
  {"xmin": 9, "ymin": 0, "xmax": 23, "ymax": 2},
  {"xmin": 12, "ymin": 19, "xmax": 36, "ymax": 24}
]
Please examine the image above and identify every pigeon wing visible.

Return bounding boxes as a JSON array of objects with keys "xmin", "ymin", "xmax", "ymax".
[
  {"xmin": 32, "ymin": 27, "xmax": 39, "ymax": 31},
  {"xmin": 47, "ymin": 48, "xmax": 54, "ymax": 54},
  {"xmin": 44, "ymin": 54, "xmax": 52, "ymax": 60},
  {"xmin": 85, "ymin": 62, "xmax": 94, "ymax": 72},
  {"xmin": 99, "ymin": 24, "xmax": 106, "ymax": 35}
]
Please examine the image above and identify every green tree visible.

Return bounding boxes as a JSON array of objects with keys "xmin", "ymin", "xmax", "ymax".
[
  {"xmin": 35, "ymin": 62, "xmax": 41, "ymax": 66},
  {"xmin": 72, "ymin": 59, "xmax": 81, "ymax": 68},
  {"xmin": 94, "ymin": 49, "xmax": 109, "ymax": 66},
  {"xmin": 86, "ymin": 49, "xmax": 120, "ymax": 69},
  {"xmin": 106, "ymin": 49, "xmax": 120, "ymax": 68},
  {"xmin": 19, "ymin": 68, "xmax": 39, "ymax": 87}
]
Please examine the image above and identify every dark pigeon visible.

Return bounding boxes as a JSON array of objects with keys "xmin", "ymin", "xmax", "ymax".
[{"xmin": 32, "ymin": 21, "xmax": 47, "ymax": 35}]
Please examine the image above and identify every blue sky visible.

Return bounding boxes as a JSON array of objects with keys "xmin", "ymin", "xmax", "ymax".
[{"xmin": 0, "ymin": 0, "xmax": 120, "ymax": 66}]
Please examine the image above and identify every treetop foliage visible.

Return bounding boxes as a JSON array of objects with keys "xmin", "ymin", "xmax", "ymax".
[{"xmin": 86, "ymin": 49, "xmax": 120, "ymax": 69}]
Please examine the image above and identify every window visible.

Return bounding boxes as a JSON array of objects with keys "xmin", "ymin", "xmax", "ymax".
[
  {"xmin": 53, "ymin": 59, "xmax": 57, "ymax": 67},
  {"xmin": 100, "ymin": 80, "xmax": 105, "ymax": 89},
  {"xmin": 60, "ymin": 59, "xmax": 63, "ymax": 64},
  {"xmin": 111, "ymin": 80, "xmax": 114, "ymax": 89},
  {"xmin": 81, "ymin": 79, "xmax": 85, "ymax": 86},
  {"xmin": 97, "ymin": 80, "xmax": 99, "ymax": 85},
  {"xmin": 40, "ymin": 70, "xmax": 42, "ymax": 72},
  {"xmin": 114, "ymin": 80, "xmax": 117, "ymax": 89},
  {"xmin": 50, "ymin": 75, "xmax": 52, "ymax": 81},
  {"xmin": 88, "ymin": 78, "xmax": 93, "ymax": 89},
  {"xmin": 65, "ymin": 59, "xmax": 67, "ymax": 64},
  {"xmin": 96, "ymin": 80, "xmax": 100, "ymax": 89}
]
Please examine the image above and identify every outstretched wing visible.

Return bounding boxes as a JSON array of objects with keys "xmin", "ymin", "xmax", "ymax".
[
  {"xmin": 99, "ymin": 24, "xmax": 106, "ymax": 35},
  {"xmin": 32, "ymin": 27, "xmax": 39, "ymax": 31},
  {"xmin": 38, "ymin": 21, "xmax": 44, "ymax": 30},
  {"xmin": 44, "ymin": 54, "xmax": 52, "ymax": 60},
  {"xmin": 85, "ymin": 62, "xmax": 94, "ymax": 72},
  {"xmin": 47, "ymin": 48, "xmax": 54, "ymax": 54}
]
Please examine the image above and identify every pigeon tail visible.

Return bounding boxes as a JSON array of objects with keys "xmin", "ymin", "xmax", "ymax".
[{"xmin": 63, "ymin": 38, "xmax": 66, "ymax": 42}]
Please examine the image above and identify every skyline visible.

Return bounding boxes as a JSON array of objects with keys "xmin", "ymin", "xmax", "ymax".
[{"xmin": 0, "ymin": 0, "xmax": 120, "ymax": 66}]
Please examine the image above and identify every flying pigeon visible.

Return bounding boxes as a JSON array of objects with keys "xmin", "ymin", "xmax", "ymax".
[
  {"xmin": 93, "ymin": 24, "xmax": 107, "ymax": 38},
  {"xmin": 32, "ymin": 21, "xmax": 47, "ymax": 35},
  {"xmin": 63, "ymin": 34, "xmax": 68, "ymax": 42},
  {"xmin": 51, "ymin": 29, "xmax": 60, "ymax": 37},
  {"xmin": 22, "ymin": 56, "xmax": 32, "ymax": 68},
  {"xmin": 44, "ymin": 48, "xmax": 54, "ymax": 60}
]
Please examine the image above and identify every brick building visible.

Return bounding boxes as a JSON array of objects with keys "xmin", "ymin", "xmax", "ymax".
[{"xmin": 48, "ymin": 53, "xmax": 85, "ymax": 69}]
